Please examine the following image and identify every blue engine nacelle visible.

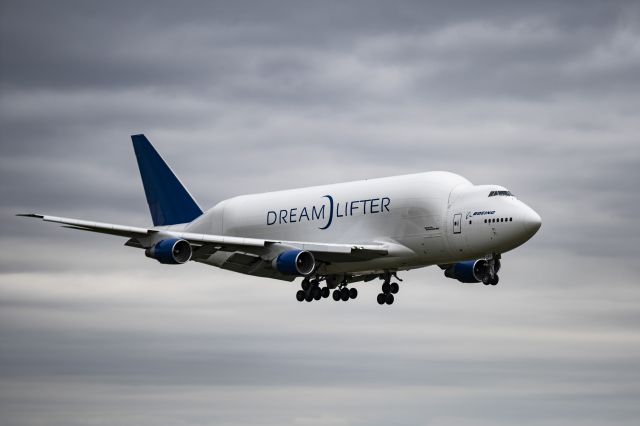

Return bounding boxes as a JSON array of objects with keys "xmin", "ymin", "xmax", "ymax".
[
  {"xmin": 444, "ymin": 259, "xmax": 489, "ymax": 283},
  {"xmin": 145, "ymin": 238, "xmax": 192, "ymax": 264},
  {"xmin": 272, "ymin": 250, "xmax": 315, "ymax": 276}
]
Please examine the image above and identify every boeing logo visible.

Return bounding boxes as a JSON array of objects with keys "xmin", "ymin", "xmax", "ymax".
[
  {"xmin": 267, "ymin": 195, "xmax": 391, "ymax": 229},
  {"xmin": 466, "ymin": 210, "xmax": 496, "ymax": 219}
]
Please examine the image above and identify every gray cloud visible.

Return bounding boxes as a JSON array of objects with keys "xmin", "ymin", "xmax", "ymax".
[{"xmin": 1, "ymin": 0, "xmax": 640, "ymax": 425}]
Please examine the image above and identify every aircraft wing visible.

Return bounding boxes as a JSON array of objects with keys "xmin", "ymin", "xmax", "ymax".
[
  {"xmin": 17, "ymin": 214, "xmax": 390, "ymax": 262},
  {"xmin": 17, "ymin": 214, "xmax": 152, "ymax": 237}
]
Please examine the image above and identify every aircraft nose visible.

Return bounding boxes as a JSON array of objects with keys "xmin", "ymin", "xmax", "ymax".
[{"xmin": 520, "ymin": 205, "xmax": 542, "ymax": 239}]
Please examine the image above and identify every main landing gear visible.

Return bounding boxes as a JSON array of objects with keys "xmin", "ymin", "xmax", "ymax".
[
  {"xmin": 295, "ymin": 278, "xmax": 331, "ymax": 302},
  {"xmin": 296, "ymin": 278, "xmax": 357, "ymax": 303},
  {"xmin": 295, "ymin": 273, "xmax": 401, "ymax": 304},
  {"xmin": 377, "ymin": 272, "xmax": 400, "ymax": 305},
  {"xmin": 332, "ymin": 286, "xmax": 358, "ymax": 302}
]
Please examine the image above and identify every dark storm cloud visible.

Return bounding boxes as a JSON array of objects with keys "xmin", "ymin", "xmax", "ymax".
[{"xmin": 1, "ymin": 1, "xmax": 640, "ymax": 425}]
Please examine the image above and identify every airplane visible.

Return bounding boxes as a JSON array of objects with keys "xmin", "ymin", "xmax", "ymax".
[{"xmin": 18, "ymin": 134, "xmax": 542, "ymax": 305}]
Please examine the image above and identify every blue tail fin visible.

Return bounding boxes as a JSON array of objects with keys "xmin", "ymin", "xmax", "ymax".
[{"xmin": 131, "ymin": 134, "xmax": 203, "ymax": 226}]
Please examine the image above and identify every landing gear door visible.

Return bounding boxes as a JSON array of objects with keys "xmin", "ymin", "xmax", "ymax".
[{"xmin": 453, "ymin": 213, "xmax": 462, "ymax": 234}]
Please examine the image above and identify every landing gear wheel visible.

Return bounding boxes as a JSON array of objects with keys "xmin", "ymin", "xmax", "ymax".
[
  {"xmin": 312, "ymin": 287, "xmax": 322, "ymax": 300},
  {"xmin": 305, "ymin": 293, "xmax": 313, "ymax": 302},
  {"xmin": 377, "ymin": 293, "xmax": 386, "ymax": 305},
  {"xmin": 349, "ymin": 288, "xmax": 358, "ymax": 299},
  {"xmin": 296, "ymin": 290, "xmax": 305, "ymax": 302},
  {"xmin": 321, "ymin": 287, "xmax": 330, "ymax": 298},
  {"xmin": 490, "ymin": 275, "xmax": 499, "ymax": 286},
  {"xmin": 385, "ymin": 293, "xmax": 394, "ymax": 305},
  {"xmin": 341, "ymin": 288, "xmax": 350, "ymax": 302},
  {"xmin": 482, "ymin": 275, "xmax": 491, "ymax": 285},
  {"xmin": 332, "ymin": 290, "xmax": 341, "ymax": 301},
  {"xmin": 390, "ymin": 282, "xmax": 399, "ymax": 294},
  {"xmin": 382, "ymin": 282, "xmax": 391, "ymax": 294},
  {"xmin": 301, "ymin": 280, "xmax": 310, "ymax": 291}
]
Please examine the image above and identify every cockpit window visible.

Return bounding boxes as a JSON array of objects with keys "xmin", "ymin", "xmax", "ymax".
[{"xmin": 488, "ymin": 190, "xmax": 514, "ymax": 197}]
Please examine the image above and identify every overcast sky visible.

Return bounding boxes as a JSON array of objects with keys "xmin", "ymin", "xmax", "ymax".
[{"xmin": 1, "ymin": 1, "xmax": 640, "ymax": 425}]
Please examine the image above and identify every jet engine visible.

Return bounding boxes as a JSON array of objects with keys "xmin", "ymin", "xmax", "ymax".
[
  {"xmin": 145, "ymin": 238, "xmax": 192, "ymax": 264},
  {"xmin": 272, "ymin": 249, "xmax": 315, "ymax": 276},
  {"xmin": 444, "ymin": 259, "xmax": 498, "ymax": 283}
]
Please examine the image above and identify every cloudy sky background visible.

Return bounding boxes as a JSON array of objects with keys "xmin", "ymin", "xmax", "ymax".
[{"xmin": 1, "ymin": 1, "xmax": 639, "ymax": 425}]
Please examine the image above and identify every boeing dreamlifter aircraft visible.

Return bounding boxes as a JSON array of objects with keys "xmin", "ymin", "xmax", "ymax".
[{"xmin": 19, "ymin": 135, "xmax": 541, "ymax": 305}]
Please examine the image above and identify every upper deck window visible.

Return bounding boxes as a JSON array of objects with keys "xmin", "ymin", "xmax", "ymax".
[{"xmin": 488, "ymin": 190, "xmax": 514, "ymax": 197}]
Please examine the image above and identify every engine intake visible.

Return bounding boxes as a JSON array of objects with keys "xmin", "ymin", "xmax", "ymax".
[
  {"xmin": 145, "ymin": 238, "xmax": 192, "ymax": 264},
  {"xmin": 444, "ymin": 259, "xmax": 488, "ymax": 283},
  {"xmin": 272, "ymin": 250, "xmax": 315, "ymax": 276}
]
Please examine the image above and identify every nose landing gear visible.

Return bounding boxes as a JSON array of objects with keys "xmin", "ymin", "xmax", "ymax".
[
  {"xmin": 482, "ymin": 274, "xmax": 499, "ymax": 286},
  {"xmin": 482, "ymin": 254, "xmax": 501, "ymax": 286}
]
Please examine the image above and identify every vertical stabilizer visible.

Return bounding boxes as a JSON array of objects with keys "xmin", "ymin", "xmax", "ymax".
[{"xmin": 131, "ymin": 134, "xmax": 203, "ymax": 226}]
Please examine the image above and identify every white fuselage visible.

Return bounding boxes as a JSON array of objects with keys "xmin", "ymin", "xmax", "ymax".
[{"xmin": 185, "ymin": 171, "xmax": 541, "ymax": 276}]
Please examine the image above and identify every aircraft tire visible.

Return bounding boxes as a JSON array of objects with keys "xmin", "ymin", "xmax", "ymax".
[
  {"xmin": 377, "ymin": 293, "xmax": 386, "ymax": 305},
  {"xmin": 390, "ymin": 283, "xmax": 399, "ymax": 294},
  {"xmin": 341, "ymin": 288, "xmax": 350, "ymax": 302},
  {"xmin": 321, "ymin": 287, "xmax": 330, "ymax": 298},
  {"xmin": 490, "ymin": 275, "xmax": 499, "ymax": 286},
  {"xmin": 386, "ymin": 294, "xmax": 394, "ymax": 305},
  {"xmin": 296, "ymin": 290, "xmax": 305, "ymax": 302},
  {"xmin": 349, "ymin": 288, "xmax": 358, "ymax": 299},
  {"xmin": 382, "ymin": 282, "xmax": 391, "ymax": 294},
  {"xmin": 332, "ymin": 290, "xmax": 341, "ymax": 301}
]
